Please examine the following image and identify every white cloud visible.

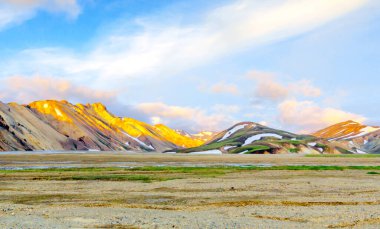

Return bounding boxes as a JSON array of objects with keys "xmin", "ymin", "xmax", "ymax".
[
  {"xmin": 200, "ymin": 81, "xmax": 240, "ymax": 95},
  {"xmin": 290, "ymin": 80, "xmax": 321, "ymax": 97},
  {"xmin": 135, "ymin": 102, "xmax": 237, "ymax": 132},
  {"xmin": 211, "ymin": 104, "xmax": 241, "ymax": 113},
  {"xmin": 1, "ymin": 0, "xmax": 368, "ymax": 83},
  {"xmin": 248, "ymin": 70, "xmax": 321, "ymax": 101},
  {"xmin": 0, "ymin": 0, "xmax": 370, "ymax": 133},
  {"xmin": 248, "ymin": 70, "xmax": 289, "ymax": 101},
  {"xmin": 278, "ymin": 99, "xmax": 366, "ymax": 133},
  {"xmin": 0, "ymin": 76, "xmax": 117, "ymax": 104},
  {"xmin": 259, "ymin": 121, "xmax": 269, "ymax": 126},
  {"xmin": 0, "ymin": 0, "xmax": 81, "ymax": 31},
  {"xmin": 150, "ymin": 116, "xmax": 162, "ymax": 125}
]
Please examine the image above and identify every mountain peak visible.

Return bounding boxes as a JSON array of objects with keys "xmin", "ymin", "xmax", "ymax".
[
  {"xmin": 29, "ymin": 100, "xmax": 73, "ymax": 123},
  {"xmin": 91, "ymin": 102, "xmax": 107, "ymax": 110},
  {"xmin": 312, "ymin": 120, "xmax": 379, "ymax": 140},
  {"xmin": 341, "ymin": 120, "xmax": 362, "ymax": 125}
]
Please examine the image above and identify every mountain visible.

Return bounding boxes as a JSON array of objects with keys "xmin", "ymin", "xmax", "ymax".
[
  {"xmin": 171, "ymin": 122, "xmax": 342, "ymax": 154},
  {"xmin": 312, "ymin": 120, "xmax": 380, "ymax": 154},
  {"xmin": 312, "ymin": 120, "xmax": 380, "ymax": 140},
  {"xmin": 175, "ymin": 129, "xmax": 217, "ymax": 142},
  {"xmin": 2, "ymin": 102, "xmax": 378, "ymax": 154},
  {"xmin": 0, "ymin": 100, "xmax": 210, "ymax": 152},
  {"xmin": 191, "ymin": 131, "xmax": 217, "ymax": 142}
]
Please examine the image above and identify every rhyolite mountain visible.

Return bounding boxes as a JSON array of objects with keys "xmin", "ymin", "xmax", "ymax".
[
  {"xmin": 171, "ymin": 122, "xmax": 335, "ymax": 154},
  {"xmin": 312, "ymin": 120, "xmax": 380, "ymax": 154},
  {"xmin": 171, "ymin": 121, "xmax": 380, "ymax": 154},
  {"xmin": 1, "ymin": 101, "xmax": 379, "ymax": 154},
  {"xmin": 0, "ymin": 100, "xmax": 211, "ymax": 152}
]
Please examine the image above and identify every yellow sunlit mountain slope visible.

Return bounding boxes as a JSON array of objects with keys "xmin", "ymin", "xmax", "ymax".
[{"xmin": 0, "ymin": 100, "xmax": 210, "ymax": 152}]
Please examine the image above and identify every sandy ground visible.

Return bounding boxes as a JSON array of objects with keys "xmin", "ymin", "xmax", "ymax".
[{"xmin": 0, "ymin": 153, "xmax": 379, "ymax": 228}]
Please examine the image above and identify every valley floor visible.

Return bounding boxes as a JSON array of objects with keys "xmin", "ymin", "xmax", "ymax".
[{"xmin": 0, "ymin": 152, "xmax": 379, "ymax": 228}]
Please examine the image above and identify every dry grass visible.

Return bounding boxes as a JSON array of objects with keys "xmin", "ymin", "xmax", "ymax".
[
  {"xmin": 328, "ymin": 217, "xmax": 380, "ymax": 228},
  {"xmin": 197, "ymin": 200, "xmax": 380, "ymax": 208},
  {"xmin": 252, "ymin": 214, "xmax": 308, "ymax": 223},
  {"xmin": 93, "ymin": 224, "xmax": 140, "ymax": 229}
]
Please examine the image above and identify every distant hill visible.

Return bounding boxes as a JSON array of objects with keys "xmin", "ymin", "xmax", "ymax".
[
  {"xmin": 171, "ymin": 122, "xmax": 340, "ymax": 154},
  {"xmin": 170, "ymin": 120, "xmax": 380, "ymax": 155}
]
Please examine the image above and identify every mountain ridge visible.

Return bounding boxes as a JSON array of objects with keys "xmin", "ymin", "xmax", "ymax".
[
  {"xmin": 311, "ymin": 120, "xmax": 380, "ymax": 154},
  {"xmin": 312, "ymin": 120, "xmax": 380, "ymax": 140},
  {"xmin": 1, "ymin": 101, "xmax": 379, "ymax": 154},
  {"xmin": 0, "ymin": 100, "xmax": 210, "ymax": 152},
  {"xmin": 171, "ymin": 120, "xmax": 380, "ymax": 154}
]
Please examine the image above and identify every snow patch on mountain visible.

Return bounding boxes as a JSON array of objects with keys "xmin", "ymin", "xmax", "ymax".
[
  {"xmin": 238, "ymin": 150, "xmax": 249, "ymax": 154},
  {"xmin": 355, "ymin": 149, "xmax": 367, "ymax": 154},
  {"xmin": 308, "ymin": 142, "xmax": 317, "ymax": 147},
  {"xmin": 218, "ymin": 124, "xmax": 247, "ymax": 142},
  {"xmin": 189, "ymin": 150, "xmax": 222, "ymax": 155},
  {"xmin": 343, "ymin": 126, "xmax": 380, "ymax": 140},
  {"xmin": 88, "ymin": 149, "xmax": 100, "ymax": 152},
  {"xmin": 123, "ymin": 132, "xmax": 155, "ymax": 150},
  {"xmin": 223, "ymin": 146, "xmax": 236, "ymax": 150},
  {"xmin": 243, "ymin": 133, "xmax": 282, "ymax": 146}
]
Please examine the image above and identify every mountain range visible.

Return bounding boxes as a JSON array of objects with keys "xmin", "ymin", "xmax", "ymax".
[
  {"xmin": 0, "ymin": 100, "xmax": 213, "ymax": 152},
  {"xmin": 0, "ymin": 100, "xmax": 379, "ymax": 154},
  {"xmin": 174, "ymin": 120, "xmax": 380, "ymax": 154}
]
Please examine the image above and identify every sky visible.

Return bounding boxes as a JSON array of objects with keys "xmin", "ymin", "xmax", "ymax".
[{"xmin": 0, "ymin": 0, "xmax": 380, "ymax": 133}]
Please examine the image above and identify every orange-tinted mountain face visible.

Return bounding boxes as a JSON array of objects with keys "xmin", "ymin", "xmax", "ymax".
[
  {"xmin": 0, "ymin": 100, "xmax": 211, "ymax": 152},
  {"xmin": 312, "ymin": 120, "xmax": 380, "ymax": 140},
  {"xmin": 312, "ymin": 120, "xmax": 380, "ymax": 154}
]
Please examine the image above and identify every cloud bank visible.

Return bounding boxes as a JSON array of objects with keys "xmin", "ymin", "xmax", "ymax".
[
  {"xmin": 248, "ymin": 70, "xmax": 321, "ymax": 102},
  {"xmin": 0, "ymin": 0, "xmax": 371, "ymax": 133},
  {"xmin": 278, "ymin": 99, "xmax": 366, "ymax": 133},
  {"xmin": 2, "ymin": 0, "xmax": 368, "ymax": 82},
  {"xmin": 0, "ymin": 0, "xmax": 81, "ymax": 31},
  {"xmin": 0, "ymin": 76, "xmax": 117, "ymax": 104},
  {"xmin": 135, "ymin": 102, "xmax": 238, "ymax": 132}
]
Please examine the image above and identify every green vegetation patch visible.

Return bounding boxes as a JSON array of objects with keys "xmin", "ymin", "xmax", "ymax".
[
  {"xmin": 0, "ymin": 167, "xmax": 123, "ymax": 174},
  {"xmin": 11, "ymin": 194, "xmax": 80, "ymax": 205},
  {"xmin": 179, "ymin": 140, "xmax": 241, "ymax": 153},
  {"xmin": 335, "ymin": 147, "xmax": 354, "ymax": 154},
  {"xmin": 276, "ymin": 139, "xmax": 304, "ymax": 145},
  {"xmin": 315, "ymin": 143, "xmax": 327, "ymax": 149},
  {"xmin": 138, "ymin": 165, "xmax": 380, "ymax": 171},
  {"xmin": 367, "ymin": 171, "xmax": 380, "ymax": 175},
  {"xmin": 2, "ymin": 165, "xmax": 380, "ymax": 174},
  {"xmin": 129, "ymin": 166, "xmax": 229, "ymax": 177},
  {"xmin": 60, "ymin": 174, "xmax": 176, "ymax": 182},
  {"xmin": 230, "ymin": 145, "xmax": 271, "ymax": 154},
  {"xmin": 2, "ymin": 165, "xmax": 380, "ymax": 182},
  {"xmin": 306, "ymin": 154, "xmax": 380, "ymax": 158}
]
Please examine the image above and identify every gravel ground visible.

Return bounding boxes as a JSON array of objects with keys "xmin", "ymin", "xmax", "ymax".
[{"xmin": 0, "ymin": 153, "xmax": 379, "ymax": 228}]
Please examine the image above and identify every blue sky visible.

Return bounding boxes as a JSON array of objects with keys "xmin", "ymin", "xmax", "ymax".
[{"xmin": 0, "ymin": 0, "xmax": 379, "ymax": 133}]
